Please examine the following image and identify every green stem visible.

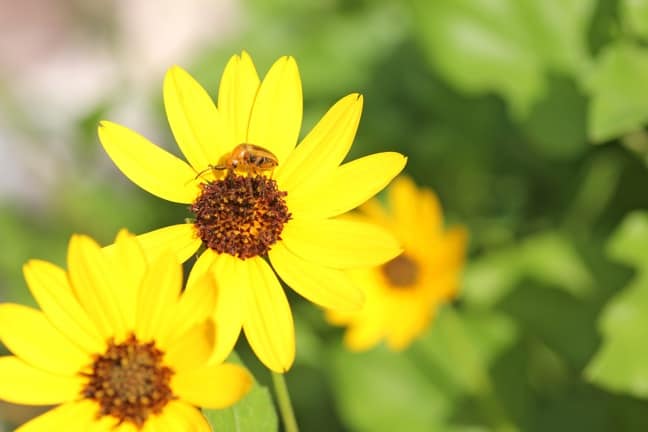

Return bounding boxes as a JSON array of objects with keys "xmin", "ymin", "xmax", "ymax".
[{"xmin": 271, "ymin": 371, "xmax": 300, "ymax": 432}]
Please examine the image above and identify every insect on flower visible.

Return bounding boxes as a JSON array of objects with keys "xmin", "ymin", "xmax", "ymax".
[
  {"xmin": 98, "ymin": 53, "xmax": 407, "ymax": 373},
  {"xmin": 195, "ymin": 143, "xmax": 279, "ymax": 179}
]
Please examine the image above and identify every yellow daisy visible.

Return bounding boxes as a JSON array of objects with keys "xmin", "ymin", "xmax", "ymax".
[
  {"xmin": 0, "ymin": 231, "xmax": 252, "ymax": 431},
  {"xmin": 97, "ymin": 51, "xmax": 406, "ymax": 372},
  {"xmin": 327, "ymin": 176, "xmax": 468, "ymax": 351}
]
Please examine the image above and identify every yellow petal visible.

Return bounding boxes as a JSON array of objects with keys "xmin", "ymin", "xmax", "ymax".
[
  {"xmin": 158, "ymin": 401, "xmax": 211, "ymax": 432},
  {"xmin": 246, "ymin": 56, "xmax": 302, "ymax": 164},
  {"xmin": 281, "ymin": 218, "xmax": 402, "ymax": 269},
  {"xmin": 269, "ymin": 241, "xmax": 363, "ymax": 310},
  {"xmin": 344, "ymin": 320, "xmax": 386, "ymax": 352},
  {"xmin": 276, "ymin": 93, "xmax": 363, "ymax": 193},
  {"xmin": 289, "ymin": 152, "xmax": 407, "ymax": 218},
  {"xmin": 184, "ymin": 247, "xmax": 216, "ymax": 288},
  {"xmin": 166, "ymin": 250, "xmax": 218, "ymax": 344},
  {"xmin": 207, "ymin": 253, "xmax": 245, "ymax": 364},
  {"xmin": 141, "ymin": 407, "xmax": 176, "ymax": 432},
  {"xmin": 16, "ymin": 400, "xmax": 101, "ymax": 432},
  {"xmin": 68, "ymin": 234, "xmax": 127, "ymax": 340},
  {"xmin": 430, "ymin": 227, "xmax": 469, "ymax": 276},
  {"xmin": 98, "ymin": 120, "xmax": 200, "ymax": 204},
  {"xmin": 112, "ymin": 422, "xmax": 139, "ymax": 432},
  {"xmin": 102, "ymin": 230, "xmax": 147, "ymax": 331},
  {"xmin": 165, "ymin": 319, "xmax": 215, "ymax": 372},
  {"xmin": 172, "ymin": 363, "xmax": 252, "ymax": 409},
  {"xmin": 218, "ymin": 51, "xmax": 261, "ymax": 152},
  {"xmin": 0, "ymin": 356, "xmax": 84, "ymax": 405},
  {"xmin": 164, "ymin": 66, "xmax": 222, "ymax": 172},
  {"xmin": 242, "ymin": 257, "xmax": 295, "ymax": 372},
  {"xmin": 0, "ymin": 304, "xmax": 90, "ymax": 375},
  {"xmin": 385, "ymin": 301, "xmax": 434, "ymax": 351},
  {"xmin": 416, "ymin": 187, "xmax": 444, "ymax": 254},
  {"xmin": 22, "ymin": 260, "xmax": 104, "ymax": 353},
  {"xmin": 135, "ymin": 224, "xmax": 202, "ymax": 263},
  {"xmin": 135, "ymin": 253, "xmax": 182, "ymax": 344},
  {"xmin": 358, "ymin": 197, "xmax": 390, "ymax": 227},
  {"xmin": 388, "ymin": 176, "xmax": 425, "ymax": 252}
]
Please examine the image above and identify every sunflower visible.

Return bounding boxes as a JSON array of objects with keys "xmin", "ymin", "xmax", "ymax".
[
  {"xmin": 98, "ymin": 52, "xmax": 406, "ymax": 372},
  {"xmin": 327, "ymin": 176, "xmax": 468, "ymax": 351},
  {"xmin": 0, "ymin": 231, "xmax": 251, "ymax": 431}
]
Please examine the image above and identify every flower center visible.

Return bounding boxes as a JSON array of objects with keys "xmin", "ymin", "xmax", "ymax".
[
  {"xmin": 82, "ymin": 334, "xmax": 174, "ymax": 427},
  {"xmin": 382, "ymin": 254, "xmax": 420, "ymax": 287},
  {"xmin": 191, "ymin": 172, "xmax": 291, "ymax": 259}
]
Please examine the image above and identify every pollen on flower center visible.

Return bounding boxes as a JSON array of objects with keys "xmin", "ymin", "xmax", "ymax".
[
  {"xmin": 82, "ymin": 334, "xmax": 174, "ymax": 427},
  {"xmin": 382, "ymin": 254, "xmax": 420, "ymax": 287},
  {"xmin": 191, "ymin": 172, "xmax": 291, "ymax": 259}
]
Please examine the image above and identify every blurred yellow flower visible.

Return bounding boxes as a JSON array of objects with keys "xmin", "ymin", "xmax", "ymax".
[
  {"xmin": 98, "ymin": 51, "xmax": 406, "ymax": 372},
  {"xmin": 327, "ymin": 176, "xmax": 468, "ymax": 351},
  {"xmin": 0, "ymin": 231, "xmax": 251, "ymax": 431}
]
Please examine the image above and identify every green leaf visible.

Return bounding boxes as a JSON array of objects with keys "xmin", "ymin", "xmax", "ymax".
[
  {"xmin": 461, "ymin": 247, "xmax": 525, "ymax": 307},
  {"xmin": 462, "ymin": 231, "xmax": 593, "ymax": 306},
  {"xmin": 414, "ymin": 308, "xmax": 518, "ymax": 395},
  {"xmin": 328, "ymin": 308, "xmax": 518, "ymax": 432},
  {"xmin": 203, "ymin": 353, "xmax": 278, "ymax": 432},
  {"xmin": 606, "ymin": 210, "xmax": 648, "ymax": 268},
  {"xmin": 518, "ymin": 232, "xmax": 593, "ymax": 298},
  {"xmin": 586, "ymin": 212, "xmax": 648, "ymax": 398},
  {"xmin": 586, "ymin": 273, "xmax": 648, "ymax": 397},
  {"xmin": 586, "ymin": 43, "xmax": 648, "ymax": 141},
  {"xmin": 328, "ymin": 343, "xmax": 455, "ymax": 432},
  {"xmin": 411, "ymin": 0, "xmax": 595, "ymax": 117},
  {"xmin": 621, "ymin": 0, "xmax": 648, "ymax": 40}
]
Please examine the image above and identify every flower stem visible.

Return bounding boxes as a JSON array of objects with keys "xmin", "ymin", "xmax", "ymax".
[{"xmin": 271, "ymin": 371, "xmax": 300, "ymax": 432}]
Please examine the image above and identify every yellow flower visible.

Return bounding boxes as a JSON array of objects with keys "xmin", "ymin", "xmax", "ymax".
[
  {"xmin": 97, "ymin": 52, "xmax": 406, "ymax": 372},
  {"xmin": 327, "ymin": 176, "xmax": 468, "ymax": 351},
  {"xmin": 0, "ymin": 231, "xmax": 252, "ymax": 431}
]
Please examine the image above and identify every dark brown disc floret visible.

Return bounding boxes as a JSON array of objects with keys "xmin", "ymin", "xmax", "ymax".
[
  {"xmin": 382, "ymin": 254, "xmax": 420, "ymax": 287},
  {"xmin": 191, "ymin": 173, "xmax": 291, "ymax": 259},
  {"xmin": 82, "ymin": 334, "xmax": 174, "ymax": 428}
]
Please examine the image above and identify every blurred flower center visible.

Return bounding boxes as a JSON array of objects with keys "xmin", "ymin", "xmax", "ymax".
[
  {"xmin": 82, "ymin": 333, "xmax": 174, "ymax": 427},
  {"xmin": 382, "ymin": 254, "xmax": 420, "ymax": 287},
  {"xmin": 191, "ymin": 172, "xmax": 291, "ymax": 259}
]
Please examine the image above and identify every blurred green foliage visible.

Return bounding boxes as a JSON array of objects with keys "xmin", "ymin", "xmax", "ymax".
[{"xmin": 5, "ymin": 0, "xmax": 648, "ymax": 430}]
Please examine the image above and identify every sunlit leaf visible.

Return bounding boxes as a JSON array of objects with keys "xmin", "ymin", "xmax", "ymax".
[
  {"xmin": 622, "ymin": 0, "xmax": 648, "ymax": 40},
  {"xmin": 462, "ymin": 231, "xmax": 592, "ymax": 306},
  {"xmin": 606, "ymin": 211, "xmax": 648, "ymax": 268},
  {"xmin": 519, "ymin": 232, "xmax": 593, "ymax": 298},
  {"xmin": 461, "ymin": 247, "xmax": 524, "ymax": 307},
  {"xmin": 329, "ymin": 344, "xmax": 455, "ymax": 432},
  {"xmin": 586, "ymin": 43, "xmax": 648, "ymax": 141},
  {"xmin": 411, "ymin": 0, "xmax": 595, "ymax": 117},
  {"xmin": 586, "ymin": 212, "xmax": 648, "ymax": 398},
  {"xmin": 586, "ymin": 273, "xmax": 648, "ymax": 398}
]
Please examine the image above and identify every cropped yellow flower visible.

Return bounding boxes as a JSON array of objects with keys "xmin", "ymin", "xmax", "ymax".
[
  {"xmin": 98, "ymin": 52, "xmax": 406, "ymax": 372},
  {"xmin": 0, "ymin": 231, "xmax": 251, "ymax": 431},
  {"xmin": 327, "ymin": 176, "xmax": 468, "ymax": 351}
]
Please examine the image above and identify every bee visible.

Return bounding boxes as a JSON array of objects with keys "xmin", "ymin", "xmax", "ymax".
[{"xmin": 195, "ymin": 143, "xmax": 279, "ymax": 179}]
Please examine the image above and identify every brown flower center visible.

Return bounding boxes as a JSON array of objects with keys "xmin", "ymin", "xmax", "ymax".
[
  {"xmin": 382, "ymin": 254, "xmax": 420, "ymax": 287},
  {"xmin": 191, "ymin": 172, "xmax": 291, "ymax": 259},
  {"xmin": 82, "ymin": 334, "xmax": 174, "ymax": 427}
]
